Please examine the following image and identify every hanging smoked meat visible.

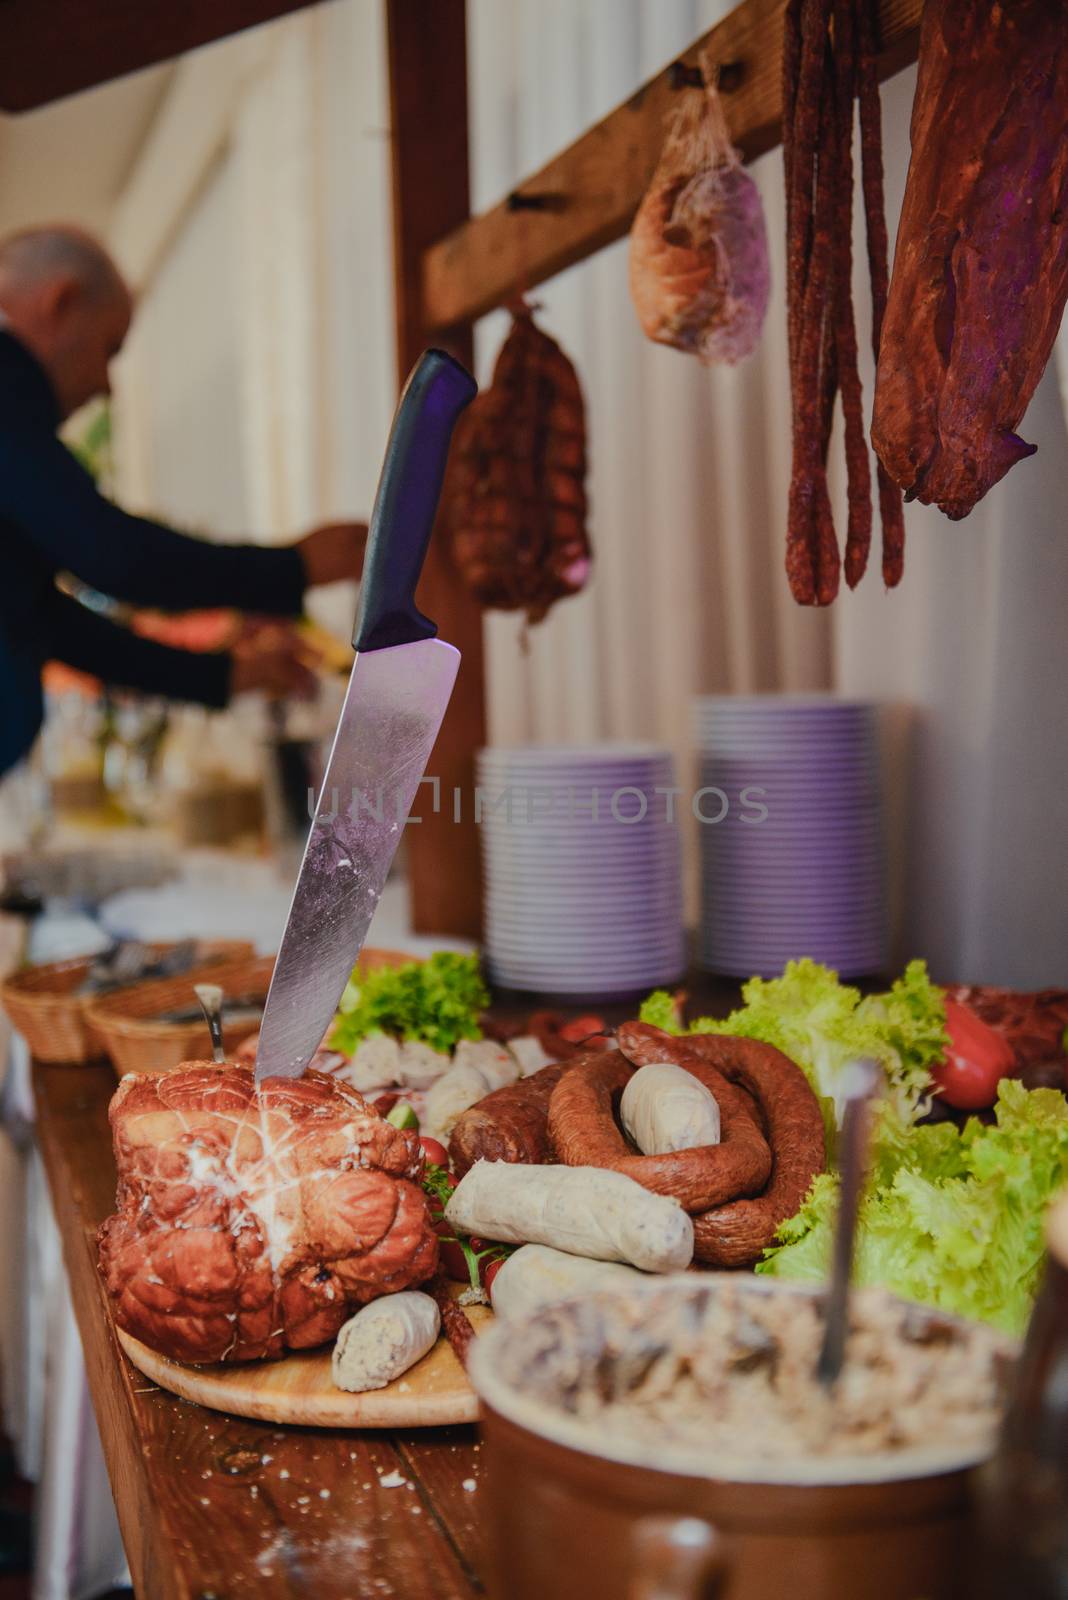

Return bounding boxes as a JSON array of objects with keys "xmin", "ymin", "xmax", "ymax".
[
  {"xmin": 446, "ymin": 304, "xmax": 590, "ymax": 626},
  {"xmin": 629, "ymin": 71, "xmax": 770, "ymax": 366},
  {"xmin": 782, "ymin": 0, "xmax": 904, "ymax": 602},
  {"xmin": 871, "ymin": 0, "xmax": 1068, "ymax": 520}
]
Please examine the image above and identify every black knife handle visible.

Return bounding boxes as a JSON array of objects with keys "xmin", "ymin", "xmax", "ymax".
[{"xmin": 352, "ymin": 349, "xmax": 477, "ymax": 652}]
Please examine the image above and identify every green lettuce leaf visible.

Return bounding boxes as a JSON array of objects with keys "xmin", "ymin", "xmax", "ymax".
[
  {"xmin": 642, "ymin": 958, "xmax": 947, "ymax": 1127},
  {"xmin": 759, "ymin": 1079, "xmax": 1068, "ymax": 1334},
  {"xmin": 855, "ymin": 959, "xmax": 950, "ymax": 1104},
  {"xmin": 329, "ymin": 951, "xmax": 488, "ymax": 1056},
  {"xmin": 638, "ymin": 989, "xmax": 685, "ymax": 1033}
]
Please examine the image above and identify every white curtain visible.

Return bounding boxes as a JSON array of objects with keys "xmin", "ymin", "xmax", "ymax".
[
  {"xmin": 468, "ymin": 0, "xmax": 832, "ymax": 917},
  {"xmin": 110, "ymin": 4, "xmax": 395, "ymax": 641},
  {"xmin": 832, "ymin": 65, "xmax": 1068, "ymax": 986},
  {"xmin": 107, "ymin": 0, "xmax": 1068, "ymax": 984},
  {"xmin": 468, "ymin": 0, "xmax": 832, "ymax": 743},
  {"xmin": 467, "ymin": 5, "xmax": 1068, "ymax": 985}
]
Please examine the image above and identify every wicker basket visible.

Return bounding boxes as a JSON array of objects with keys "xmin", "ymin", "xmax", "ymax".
[
  {"xmin": 87, "ymin": 945, "xmax": 418, "ymax": 1079},
  {"xmin": 0, "ymin": 940, "xmax": 253, "ymax": 1065}
]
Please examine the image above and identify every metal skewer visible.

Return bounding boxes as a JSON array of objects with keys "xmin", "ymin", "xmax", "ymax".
[
  {"xmin": 194, "ymin": 983, "xmax": 227, "ymax": 1064},
  {"xmin": 817, "ymin": 1057, "xmax": 882, "ymax": 1390}
]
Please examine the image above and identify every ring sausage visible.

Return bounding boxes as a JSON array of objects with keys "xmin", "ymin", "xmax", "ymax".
[
  {"xmin": 547, "ymin": 1049, "xmax": 772, "ymax": 1213},
  {"xmin": 617, "ymin": 1023, "xmax": 826, "ymax": 1267}
]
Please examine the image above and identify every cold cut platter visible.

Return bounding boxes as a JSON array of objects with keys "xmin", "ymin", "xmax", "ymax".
[{"xmin": 90, "ymin": 950, "xmax": 1068, "ymax": 1434}]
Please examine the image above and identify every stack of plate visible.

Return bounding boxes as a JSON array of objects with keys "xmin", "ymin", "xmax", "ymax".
[
  {"xmin": 478, "ymin": 744, "xmax": 685, "ymax": 997},
  {"xmin": 693, "ymin": 696, "xmax": 887, "ymax": 978}
]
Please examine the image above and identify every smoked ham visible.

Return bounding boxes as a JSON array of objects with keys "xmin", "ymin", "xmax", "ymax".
[
  {"xmin": 872, "ymin": 0, "xmax": 1068, "ymax": 519},
  {"xmin": 629, "ymin": 78, "xmax": 769, "ymax": 366},
  {"xmin": 98, "ymin": 1064, "xmax": 438, "ymax": 1364}
]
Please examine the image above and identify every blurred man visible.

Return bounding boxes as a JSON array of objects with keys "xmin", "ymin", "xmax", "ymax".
[{"xmin": 0, "ymin": 224, "xmax": 366, "ymax": 779}]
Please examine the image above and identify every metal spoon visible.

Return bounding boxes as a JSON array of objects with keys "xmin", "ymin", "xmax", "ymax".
[
  {"xmin": 816, "ymin": 1057, "xmax": 882, "ymax": 1389},
  {"xmin": 194, "ymin": 983, "xmax": 227, "ymax": 1064}
]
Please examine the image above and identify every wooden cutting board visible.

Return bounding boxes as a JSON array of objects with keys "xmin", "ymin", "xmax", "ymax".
[{"xmin": 117, "ymin": 1304, "xmax": 492, "ymax": 1428}]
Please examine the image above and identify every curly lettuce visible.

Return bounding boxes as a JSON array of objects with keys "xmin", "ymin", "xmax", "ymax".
[
  {"xmin": 641, "ymin": 958, "xmax": 948, "ymax": 1127},
  {"xmin": 329, "ymin": 951, "xmax": 488, "ymax": 1056},
  {"xmin": 638, "ymin": 989, "xmax": 685, "ymax": 1034},
  {"xmin": 758, "ymin": 1080, "xmax": 1068, "ymax": 1334}
]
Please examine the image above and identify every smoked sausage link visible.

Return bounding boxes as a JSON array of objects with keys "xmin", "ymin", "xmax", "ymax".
[
  {"xmin": 448, "ymin": 1060, "xmax": 575, "ymax": 1177},
  {"xmin": 618, "ymin": 1023, "xmax": 826, "ymax": 1267},
  {"xmin": 548, "ymin": 1049, "xmax": 772, "ymax": 1214}
]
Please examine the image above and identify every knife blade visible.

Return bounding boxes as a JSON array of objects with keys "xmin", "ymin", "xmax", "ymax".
[{"xmin": 254, "ymin": 349, "xmax": 476, "ymax": 1082}]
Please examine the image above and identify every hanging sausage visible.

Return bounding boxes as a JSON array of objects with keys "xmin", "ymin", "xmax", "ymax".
[
  {"xmin": 782, "ymin": 0, "xmax": 904, "ymax": 602},
  {"xmin": 445, "ymin": 302, "xmax": 590, "ymax": 626}
]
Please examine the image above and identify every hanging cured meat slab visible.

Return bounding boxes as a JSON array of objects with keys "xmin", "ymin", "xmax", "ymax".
[{"xmin": 116, "ymin": 1303, "xmax": 492, "ymax": 1428}]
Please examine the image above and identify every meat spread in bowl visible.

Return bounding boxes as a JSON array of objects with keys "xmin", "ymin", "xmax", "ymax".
[{"xmin": 469, "ymin": 1277, "xmax": 1016, "ymax": 1484}]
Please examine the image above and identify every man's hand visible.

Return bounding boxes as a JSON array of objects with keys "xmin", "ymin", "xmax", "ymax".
[
  {"xmin": 229, "ymin": 622, "xmax": 318, "ymax": 700},
  {"xmin": 298, "ymin": 522, "xmax": 367, "ymax": 587}
]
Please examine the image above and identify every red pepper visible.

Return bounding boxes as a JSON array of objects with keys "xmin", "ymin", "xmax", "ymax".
[{"xmin": 931, "ymin": 999, "xmax": 1015, "ymax": 1110}]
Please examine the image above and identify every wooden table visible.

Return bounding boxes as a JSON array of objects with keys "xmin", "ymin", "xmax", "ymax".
[
  {"xmin": 32, "ymin": 981, "xmax": 740, "ymax": 1598},
  {"xmin": 34, "ymin": 1061, "xmax": 488, "ymax": 1600}
]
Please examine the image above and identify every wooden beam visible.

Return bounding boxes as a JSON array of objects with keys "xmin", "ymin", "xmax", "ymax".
[
  {"xmin": 422, "ymin": 0, "xmax": 922, "ymax": 333},
  {"xmin": 0, "ymin": 0, "xmax": 323, "ymax": 112},
  {"xmin": 386, "ymin": 0, "xmax": 486, "ymax": 940}
]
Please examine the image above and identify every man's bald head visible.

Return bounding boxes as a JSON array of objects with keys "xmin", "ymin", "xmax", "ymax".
[
  {"xmin": 0, "ymin": 225, "xmax": 127, "ymax": 302},
  {"xmin": 0, "ymin": 224, "xmax": 132, "ymax": 421}
]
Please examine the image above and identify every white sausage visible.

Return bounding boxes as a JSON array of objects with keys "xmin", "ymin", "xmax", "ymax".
[
  {"xmin": 444, "ymin": 1161, "xmax": 693, "ymax": 1273},
  {"xmin": 331, "ymin": 1292, "xmax": 440, "ymax": 1393},
  {"xmin": 490, "ymin": 1244, "xmax": 649, "ymax": 1321},
  {"xmin": 620, "ymin": 1062, "xmax": 721, "ymax": 1155}
]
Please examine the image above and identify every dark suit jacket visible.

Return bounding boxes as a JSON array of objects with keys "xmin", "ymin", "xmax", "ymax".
[{"xmin": 0, "ymin": 328, "xmax": 306, "ymax": 775}]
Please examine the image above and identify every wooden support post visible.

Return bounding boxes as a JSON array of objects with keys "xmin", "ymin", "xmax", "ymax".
[{"xmin": 386, "ymin": 0, "xmax": 485, "ymax": 939}]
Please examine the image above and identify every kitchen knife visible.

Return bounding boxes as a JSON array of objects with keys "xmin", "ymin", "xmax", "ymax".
[{"xmin": 254, "ymin": 349, "xmax": 476, "ymax": 1083}]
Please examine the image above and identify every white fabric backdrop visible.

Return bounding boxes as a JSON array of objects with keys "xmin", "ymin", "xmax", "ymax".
[
  {"xmin": 833, "ymin": 65, "xmax": 1068, "ymax": 986},
  {"xmin": 106, "ymin": 0, "xmax": 1068, "ymax": 984}
]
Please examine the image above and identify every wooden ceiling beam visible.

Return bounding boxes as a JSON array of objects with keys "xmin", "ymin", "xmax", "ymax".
[
  {"xmin": 0, "ymin": 0, "xmax": 323, "ymax": 112},
  {"xmin": 421, "ymin": 0, "xmax": 922, "ymax": 334}
]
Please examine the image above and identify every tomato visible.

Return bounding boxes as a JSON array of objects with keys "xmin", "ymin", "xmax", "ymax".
[
  {"xmin": 433, "ymin": 1224, "xmax": 503, "ymax": 1289},
  {"xmin": 559, "ymin": 1014, "xmax": 607, "ymax": 1044},
  {"xmin": 930, "ymin": 999, "xmax": 1015, "ymax": 1110},
  {"xmin": 419, "ymin": 1136, "xmax": 451, "ymax": 1169},
  {"xmin": 483, "ymin": 1256, "xmax": 506, "ymax": 1302}
]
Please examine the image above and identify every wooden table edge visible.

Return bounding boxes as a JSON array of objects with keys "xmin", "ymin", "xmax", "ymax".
[{"xmin": 30, "ymin": 1062, "xmax": 486, "ymax": 1600}]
